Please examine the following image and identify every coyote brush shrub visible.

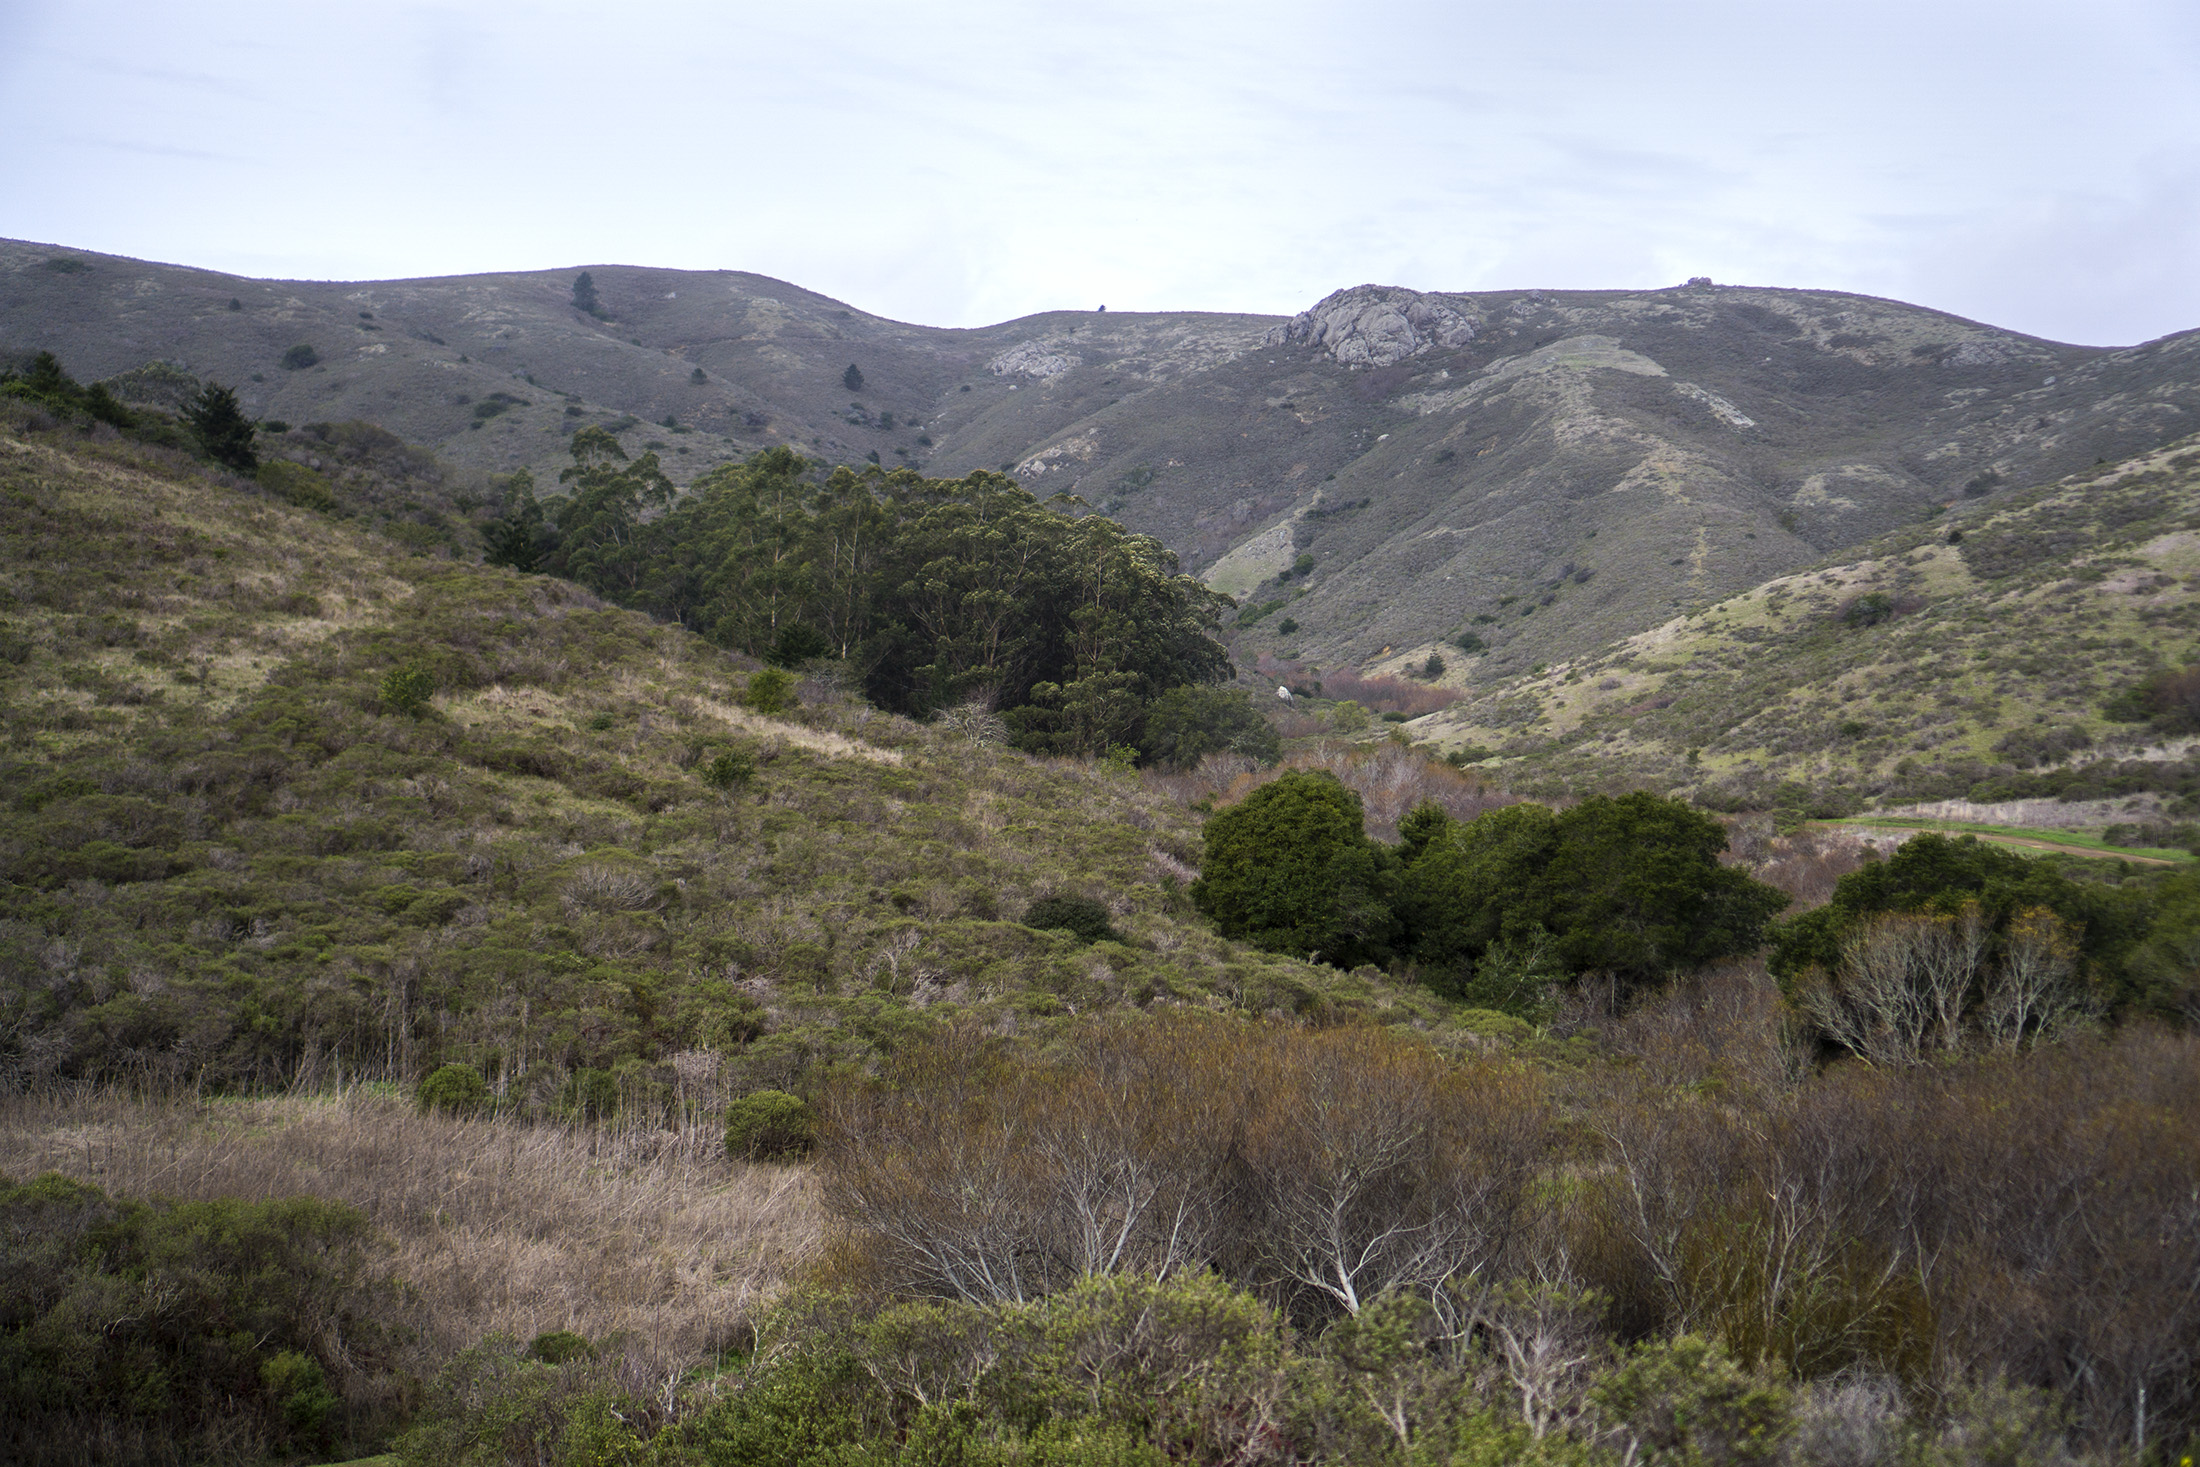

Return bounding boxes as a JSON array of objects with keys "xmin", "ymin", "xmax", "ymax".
[
  {"xmin": 724, "ymin": 1090, "xmax": 817, "ymax": 1161},
  {"xmin": 1022, "ymin": 893, "xmax": 1121, "ymax": 944},
  {"xmin": 380, "ymin": 660, "xmax": 436, "ymax": 717},
  {"xmin": 744, "ymin": 666, "xmax": 796, "ymax": 713},
  {"xmin": 419, "ymin": 1062, "xmax": 489, "ymax": 1115}
]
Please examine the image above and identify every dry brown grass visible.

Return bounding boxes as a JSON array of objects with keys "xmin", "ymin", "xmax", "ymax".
[
  {"xmin": 1185, "ymin": 742, "xmax": 1521, "ymax": 840},
  {"xmin": 1724, "ymin": 817, "xmax": 1879, "ymax": 911},
  {"xmin": 0, "ymin": 1085, "xmax": 821, "ymax": 1363}
]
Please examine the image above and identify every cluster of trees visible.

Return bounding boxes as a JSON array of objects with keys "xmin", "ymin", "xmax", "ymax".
[
  {"xmin": 1769, "ymin": 832, "xmax": 2199, "ymax": 1055},
  {"xmin": 485, "ymin": 436, "xmax": 1248, "ymax": 759},
  {"xmin": 1194, "ymin": 775, "xmax": 1788, "ymax": 1000},
  {"xmin": 0, "ymin": 351, "xmax": 257, "ymax": 472}
]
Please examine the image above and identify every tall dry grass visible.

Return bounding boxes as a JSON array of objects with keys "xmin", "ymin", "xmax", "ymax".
[{"xmin": 0, "ymin": 1084, "xmax": 820, "ymax": 1364}]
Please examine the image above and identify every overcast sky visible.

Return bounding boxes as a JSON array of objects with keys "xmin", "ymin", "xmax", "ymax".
[{"xmin": 4, "ymin": 1, "xmax": 2196, "ymax": 346}]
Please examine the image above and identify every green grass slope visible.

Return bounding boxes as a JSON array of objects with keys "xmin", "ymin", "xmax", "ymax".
[
  {"xmin": 1417, "ymin": 434, "xmax": 2200, "ymax": 822},
  {"xmin": 0, "ymin": 421, "xmax": 1455, "ymax": 1102}
]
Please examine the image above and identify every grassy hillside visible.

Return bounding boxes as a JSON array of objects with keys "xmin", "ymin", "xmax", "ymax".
[
  {"xmin": 1417, "ymin": 433, "xmax": 2200, "ymax": 826},
  {"xmin": 0, "ymin": 412, "xmax": 1459, "ymax": 1103}
]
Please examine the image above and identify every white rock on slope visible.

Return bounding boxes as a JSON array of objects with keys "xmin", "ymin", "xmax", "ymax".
[
  {"xmin": 988, "ymin": 341, "xmax": 1080, "ymax": 378},
  {"xmin": 1263, "ymin": 285, "xmax": 1479, "ymax": 368}
]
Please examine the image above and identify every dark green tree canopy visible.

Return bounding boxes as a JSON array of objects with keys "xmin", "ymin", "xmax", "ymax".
[
  {"xmin": 540, "ymin": 429, "xmax": 672, "ymax": 596},
  {"xmin": 1400, "ymin": 792, "xmax": 1787, "ymax": 987},
  {"xmin": 843, "ymin": 364, "xmax": 865, "ymax": 392},
  {"xmin": 1, "ymin": 351, "xmax": 135, "ymax": 429},
  {"xmin": 1139, "ymin": 685, "xmax": 1282, "ymax": 770},
  {"xmin": 481, "ymin": 469, "xmax": 550, "ymax": 574},
  {"xmin": 1191, "ymin": 770, "xmax": 1395, "ymax": 968},
  {"xmin": 518, "ymin": 447, "xmax": 1234, "ymax": 757},
  {"xmin": 182, "ymin": 382, "xmax": 259, "ymax": 474},
  {"xmin": 571, "ymin": 271, "xmax": 604, "ymax": 319}
]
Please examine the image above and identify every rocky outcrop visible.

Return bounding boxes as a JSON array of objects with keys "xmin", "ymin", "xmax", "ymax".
[
  {"xmin": 1942, "ymin": 341, "xmax": 2008, "ymax": 368},
  {"xmin": 988, "ymin": 340, "xmax": 1079, "ymax": 378},
  {"xmin": 1263, "ymin": 285, "xmax": 1479, "ymax": 368}
]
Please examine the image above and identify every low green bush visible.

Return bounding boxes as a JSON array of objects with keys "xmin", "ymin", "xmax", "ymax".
[
  {"xmin": 745, "ymin": 667, "xmax": 797, "ymax": 713},
  {"xmin": 380, "ymin": 660, "xmax": 436, "ymax": 717},
  {"xmin": 527, "ymin": 1330, "xmax": 595, "ymax": 1364},
  {"xmin": 257, "ymin": 459, "xmax": 336, "ymax": 513},
  {"xmin": 725, "ymin": 1089, "xmax": 817, "ymax": 1161},
  {"xmin": 702, "ymin": 748, "xmax": 757, "ymax": 790},
  {"xmin": 419, "ymin": 1061, "xmax": 488, "ymax": 1115},
  {"xmin": 1022, "ymin": 892, "xmax": 1122, "ymax": 944}
]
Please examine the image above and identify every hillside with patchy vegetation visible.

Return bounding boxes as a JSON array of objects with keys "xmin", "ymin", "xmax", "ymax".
[
  {"xmin": 6, "ymin": 348, "xmax": 2200, "ymax": 1467},
  {"xmin": 1422, "ymin": 433, "xmax": 2200, "ymax": 821},
  {"xmin": 0, "ymin": 410, "xmax": 1478, "ymax": 1105}
]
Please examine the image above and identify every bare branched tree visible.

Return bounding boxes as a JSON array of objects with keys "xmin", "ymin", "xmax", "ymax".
[
  {"xmin": 1980, "ymin": 907, "xmax": 2090, "ymax": 1048},
  {"xmin": 1804, "ymin": 909, "xmax": 1985, "ymax": 1065}
]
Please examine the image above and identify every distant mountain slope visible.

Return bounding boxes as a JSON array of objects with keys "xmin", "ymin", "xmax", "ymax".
[
  {"xmin": 7, "ymin": 240, "xmax": 2199, "ymax": 686},
  {"xmin": 1417, "ymin": 432, "xmax": 2200, "ymax": 817}
]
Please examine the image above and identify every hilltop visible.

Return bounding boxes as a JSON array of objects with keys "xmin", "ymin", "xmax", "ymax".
[{"xmin": 9, "ymin": 241, "xmax": 2200, "ymax": 690}]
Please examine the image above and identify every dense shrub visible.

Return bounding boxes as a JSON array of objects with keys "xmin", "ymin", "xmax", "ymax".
[
  {"xmin": 745, "ymin": 666, "xmax": 797, "ymax": 713},
  {"xmin": 802, "ymin": 1011, "xmax": 2200, "ymax": 1456},
  {"xmin": 1138, "ymin": 684, "xmax": 1281, "ymax": 770},
  {"xmin": 419, "ymin": 1061, "xmax": 488, "ymax": 1115},
  {"xmin": 0, "ymin": 1175, "xmax": 407, "ymax": 1464},
  {"xmin": 1021, "ymin": 892, "xmax": 1122, "ymax": 944},
  {"xmin": 380, "ymin": 659, "xmax": 436, "ymax": 716},
  {"xmin": 256, "ymin": 457, "xmax": 337, "ymax": 512},
  {"xmin": 1192, "ymin": 770, "xmax": 1396, "ymax": 967},
  {"xmin": 2104, "ymin": 660, "xmax": 2200, "ymax": 732},
  {"xmin": 1397, "ymin": 792, "xmax": 1788, "ymax": 993},
  {"xmin": 725, "ymin": 1089, "xmax": 818, "ymax": 1161},
  {"xmin": 824, "ymin": 1017, "xmax": 1544, "ymax": 1319},
  {"xmin": 1767, "ymin": 833, "xmax": 2155, "ymax": 1014},
  {"xmin": 701, "ymin": 746, "xmax": 757, "ymax": 789}
]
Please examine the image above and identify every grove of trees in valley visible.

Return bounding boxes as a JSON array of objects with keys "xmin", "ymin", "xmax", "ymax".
[
  {"xmin": 488, "ymin": 438, "xmax": 1239, "ymax": 759},
  {"xmin": 1193, "ymin": 775, "xmax": 1789, "ymax": 1008}
]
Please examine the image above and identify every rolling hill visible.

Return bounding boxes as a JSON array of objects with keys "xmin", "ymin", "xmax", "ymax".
[
  {"xmin": 0, "ymin": 410, "xmax": 1462, "ymax": 1098},
  {"xmin": 8, "ymin": 240, "xmax": 2200, "ymax": 691}
]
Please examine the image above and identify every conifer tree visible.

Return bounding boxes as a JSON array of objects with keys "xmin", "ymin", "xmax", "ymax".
[
  {"xmin": 571, "ymin": 271, "xmax": 604, "ymax": 319},
  {"xmin": 182, "ymin": 383, "xmax": 258, "ymax": 474}
]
